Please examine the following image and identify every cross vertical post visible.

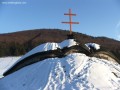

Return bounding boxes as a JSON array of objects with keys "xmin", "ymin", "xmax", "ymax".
[
  {"xmin": 62, "ymin": 9, "xmax": 79, "ymax": 35},
  {"xmin": 69, "ymin": 9, "xmax": 72, "ymax": 35}
]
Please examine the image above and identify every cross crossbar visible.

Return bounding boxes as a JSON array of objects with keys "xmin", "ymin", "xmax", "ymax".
[
  {"xmin": 62, "ymin": 22, "xmax": 79, "ymax": 24},
  {"xmin": 64, "ymin": 14, "xmax": 76, "ymax": 16}
]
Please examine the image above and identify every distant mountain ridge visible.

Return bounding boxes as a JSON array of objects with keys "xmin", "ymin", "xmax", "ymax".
[{"xmin": 0, "ymin": 29, "xmax": 120, "ymax": 58}]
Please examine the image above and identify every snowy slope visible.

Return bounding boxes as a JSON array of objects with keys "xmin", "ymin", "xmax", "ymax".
[
  {"xmin": 0, "ymin": 39, "xmax": 120, "ymax": 90},
  {"xmin": 0, "ymin": 56, "xmax": 21, "ymax": 78},
  {"xmin": 3, "ymin": 39, "xmax": 77, "ymax": 74},
  {"xmin": 0, "ymin": 53, "xmax": 120, "ymax": 90}
]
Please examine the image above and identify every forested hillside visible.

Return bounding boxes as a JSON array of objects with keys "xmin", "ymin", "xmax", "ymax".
[{"xmin": 0, "ymin": 29, "xmax": 120, "ymax": 57}]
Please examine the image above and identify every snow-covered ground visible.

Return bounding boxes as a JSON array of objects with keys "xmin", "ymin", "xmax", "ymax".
[
  {"xmin": 0, "ymin": 56, "xmax": 21, "ymax": 78},
  {"xmin": 0, "ymin": 39, "xmax": 120, "ymax": 90},
  {"xmin": 0, "ymin": 53, "xmax": 120, "ymax": 90}
]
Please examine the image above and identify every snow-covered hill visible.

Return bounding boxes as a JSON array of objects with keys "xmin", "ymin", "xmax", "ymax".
[
  {"xmin": 0, "ymin": 39, "xmax": 120, "ymax": 90},
  {"xmin": 0, "ymin": 54, "xmax": 120, "ymax": 90}
]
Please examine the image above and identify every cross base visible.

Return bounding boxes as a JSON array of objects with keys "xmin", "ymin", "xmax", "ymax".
[{"xmin": 67, "ymin": 34, "xmax": 75, "ymax": 39}]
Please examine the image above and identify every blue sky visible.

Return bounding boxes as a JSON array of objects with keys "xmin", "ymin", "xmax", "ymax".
[{"xmin": 0, "ymin": 0, "xmax": 120, "ymax": 40}]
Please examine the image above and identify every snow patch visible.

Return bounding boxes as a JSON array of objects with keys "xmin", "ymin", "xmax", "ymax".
[
  {"xmin": 85, "ymin": 43, "xmax": 100, "ymax": 50},
  {"xmin": 60, "ymin": 39, "xmax": 77, "ymax": 48},
  {"xmin": 0, "ymin": 56, "xmax": 21, "ymax": 78}
]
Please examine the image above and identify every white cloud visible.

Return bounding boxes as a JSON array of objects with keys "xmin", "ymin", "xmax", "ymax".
[
  {"xmin": 116, "ymin": 21, "xmax": 120, "ymax": 29},
  {"xmin": 117, "ymin": 34, "xmax": 120, "ymax": 40},
  {"xmin": 115, "ymin": 21, "xmax": 120, "ymax": 40}
]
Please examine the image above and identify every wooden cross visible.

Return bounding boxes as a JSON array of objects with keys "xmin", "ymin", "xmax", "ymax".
[{"xmin": 62, "ymin": 9, "xmax": 79, "ymax": 35}]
